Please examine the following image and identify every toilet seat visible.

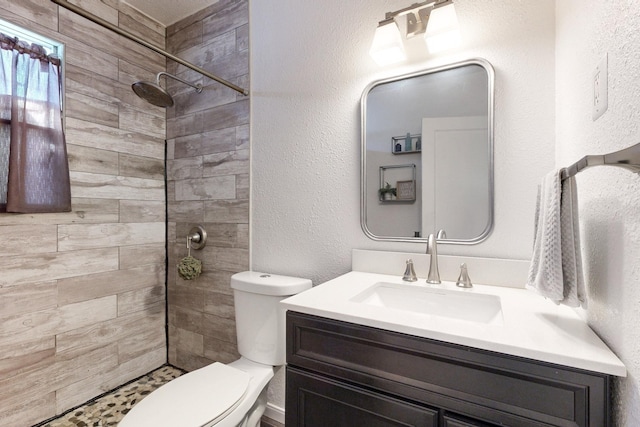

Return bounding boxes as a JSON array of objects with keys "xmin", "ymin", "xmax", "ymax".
[{"xmin": 118, "ymin": 362, "xmax": 250, "ymax": 427}]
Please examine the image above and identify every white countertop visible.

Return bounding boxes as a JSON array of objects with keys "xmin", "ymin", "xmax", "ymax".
[{"xmin": 281, "ymin": 271, "xmax": 626, "ymax": 377}]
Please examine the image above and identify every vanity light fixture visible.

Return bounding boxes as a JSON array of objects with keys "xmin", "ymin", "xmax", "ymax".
[
  {"xmin": 369, "ymin": 0, "xmax": 460, "ymax": 65},
  {"xmin": 424, "ymin": 1, "xmax": 461, "ymax": 53},
  {"xmin": 369, "ymin": 18, "xmax": 406, "ymax": 66}
]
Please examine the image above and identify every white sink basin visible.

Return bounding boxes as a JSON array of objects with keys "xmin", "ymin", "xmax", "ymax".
[{"xmin": 350, "ymin": 282, "xmax": 503, "ymax": 325}]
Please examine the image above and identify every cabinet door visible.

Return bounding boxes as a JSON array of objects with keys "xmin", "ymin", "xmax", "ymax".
[{"xmin": 286, "ymin": 367, "xmax": 438, "ymax": 427}]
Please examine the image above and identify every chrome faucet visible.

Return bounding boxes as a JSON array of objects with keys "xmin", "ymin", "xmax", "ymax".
[{"xmin": 426, "ymin": 233, "xmax": 441, "ymax": 284}]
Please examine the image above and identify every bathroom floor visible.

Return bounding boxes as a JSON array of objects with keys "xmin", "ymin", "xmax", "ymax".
[
  {"xmin": 36, "ymin": 364, "xmax": 284, "ymax": 427},
  {"xmin": 39, "ymin": 365, "xmax": 185, "ymax": 427}
]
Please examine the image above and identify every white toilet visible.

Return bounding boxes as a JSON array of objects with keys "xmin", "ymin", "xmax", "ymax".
[{"xmin": 119, "ymin": 271, "xmax": 312, "ymax": 427}]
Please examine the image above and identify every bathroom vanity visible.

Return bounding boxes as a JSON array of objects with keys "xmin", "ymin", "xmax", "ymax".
[
  {"xmin": 281, "ymin": 270, "xmax": 625, "ymax": 427},
  {"xmin": 286, "ymin": 311, "xmax": 609, "ymax": 427}
]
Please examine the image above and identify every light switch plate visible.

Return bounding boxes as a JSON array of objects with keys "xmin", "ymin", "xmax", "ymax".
[{"xmin": 592, "ymin": 53, "xmax": 608, "ymax": 121}]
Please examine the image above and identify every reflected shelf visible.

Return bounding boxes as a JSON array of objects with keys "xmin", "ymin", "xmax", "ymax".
[{"xmin": 392, "ymin": 134, "xmax": 422, "ymax": 154}]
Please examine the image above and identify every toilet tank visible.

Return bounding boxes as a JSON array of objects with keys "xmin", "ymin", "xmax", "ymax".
[{"xmin": 231, "ymin": 271, "xmax": 312, "ymax": 366}]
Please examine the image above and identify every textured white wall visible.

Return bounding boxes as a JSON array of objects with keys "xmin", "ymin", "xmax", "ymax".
[
  {"xmin": 556, "ymin": 2, "xmax": 640, "ymax": 425},
  {"xmin": 250, "ymin": 0, "xmax": 556, "ymax": 285},
  {"xmin": 250, "ymin": 0, "xmax": 556, "ymax": 413}
]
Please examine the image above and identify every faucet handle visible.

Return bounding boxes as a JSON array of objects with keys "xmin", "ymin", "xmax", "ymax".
[
  {"xmin": 402, "ymin": 259, "xmax": 418, "ymax": 282},
  {"xmin": 456, "ymin": 263, "xmax": 473, "ymax": 288}
]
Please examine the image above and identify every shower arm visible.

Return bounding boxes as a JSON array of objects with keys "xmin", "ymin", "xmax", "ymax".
[
  {"xmin": 50, "ymin": 0, "xmax": 249, "ymax": 96},
  {"xmin": 157, "ymin": 72, "xmax": 203, "ymax": 93}
]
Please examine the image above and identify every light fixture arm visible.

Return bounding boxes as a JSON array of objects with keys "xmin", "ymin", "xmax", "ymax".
[
  {"xmin": 381, "ymin": 0, "xmax": 452, "ymax": 22},
  {"xmin": 383, "ymin": 1, "xmax": 429, "ymax": 21}
]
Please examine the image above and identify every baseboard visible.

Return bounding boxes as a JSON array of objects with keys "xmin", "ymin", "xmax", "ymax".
[{"xmin": 263, "ymin": 402, "xmax": 285, "ymax": 425}]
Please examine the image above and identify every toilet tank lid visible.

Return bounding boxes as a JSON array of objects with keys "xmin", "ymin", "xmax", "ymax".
[{"xmin": 231, "ymin": 271, "xmax": 312, "ymax": 296}]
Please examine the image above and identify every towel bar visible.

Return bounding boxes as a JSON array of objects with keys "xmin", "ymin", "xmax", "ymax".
[{"xmin": 560, "ymin": 142, "xmax": 640, "ymax": 180}]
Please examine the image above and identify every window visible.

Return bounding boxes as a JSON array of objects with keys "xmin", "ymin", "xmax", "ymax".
[{"xmin": 0, "ymin": 18, "xmax": 70, "ymax": 213}]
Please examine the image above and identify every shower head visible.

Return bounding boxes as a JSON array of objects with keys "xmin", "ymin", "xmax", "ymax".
[
  {"xmin": 132, "ymin": 80, "xmax": 174, "ymax": 107},
  {"xmin": 132, "ymin": 72, "xmax": 203, "ymax": 108}
]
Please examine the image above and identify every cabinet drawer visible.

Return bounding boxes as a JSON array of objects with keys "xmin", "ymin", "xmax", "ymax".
[
  {"xmin": 443, "ymin": 413, "xmax": 499, "ymax": 427},
  {"xmin": 287, "ymin": 311, "xmax": 610, "ymax": 427},
  {"xmin": 286, "ymin": 366, "xmax": 438, "ymax": 427}
]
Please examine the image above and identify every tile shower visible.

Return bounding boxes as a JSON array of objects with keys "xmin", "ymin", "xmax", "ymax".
[{"xmin": 0, "ymin": 0, "xmax": 249, "ymax": 425}]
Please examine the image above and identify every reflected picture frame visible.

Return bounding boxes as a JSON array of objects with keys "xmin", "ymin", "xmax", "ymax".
[{"xmin": 396, "ymin": 180, "xmax": 415, "ymax": 201}]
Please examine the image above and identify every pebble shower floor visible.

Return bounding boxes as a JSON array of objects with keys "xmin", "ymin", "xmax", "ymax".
[{"xmin": 36, "ymin": 365, "xmax": 184, "ymax": 427}]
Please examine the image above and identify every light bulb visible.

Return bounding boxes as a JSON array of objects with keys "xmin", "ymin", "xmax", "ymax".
[
  {"xmin": 369, "ymin": 20, "xmax": 406, "ymax": 66},
  {"xmin": 425, "ymin": 2, "xmax": 461, "ymax": 54}
]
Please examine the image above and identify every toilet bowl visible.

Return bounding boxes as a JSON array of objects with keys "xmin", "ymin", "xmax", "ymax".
[{"xmin": 118, "ymin": 271, "xmax": 312, "ymax": 427}]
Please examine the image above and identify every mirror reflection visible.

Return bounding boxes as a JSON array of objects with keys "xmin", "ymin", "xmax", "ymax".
[{"xmin": 361, "ymin": 59, "xmax": 494, "ymax": 244}]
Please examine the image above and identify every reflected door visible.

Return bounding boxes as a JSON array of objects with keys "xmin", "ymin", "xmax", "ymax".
[{"xmin": 421, "ymin": 117, "xmax": 490, "ymax": 240}]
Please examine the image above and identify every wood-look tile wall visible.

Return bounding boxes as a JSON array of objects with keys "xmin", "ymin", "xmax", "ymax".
[
  {"xmin": 0, "ymin": 1, "xmax": 167, "ymax": 425},
  {"xmin": 166, "ymin": 0, "xmax": 249, "ymax": 372}
]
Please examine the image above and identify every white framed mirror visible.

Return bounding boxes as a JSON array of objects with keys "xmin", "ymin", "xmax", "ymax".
[{"xmin": 361, "ymin": 58, "xmax": 494, "ymax": 244}]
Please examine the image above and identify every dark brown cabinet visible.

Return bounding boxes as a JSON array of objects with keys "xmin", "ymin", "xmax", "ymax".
[
  {"xmin": 285, "ymin": 311, "xmax": 612, "ymax": 427},
  {"xmin": 287, "ymin": 368, "xmax": 438, "ymax": 426}
]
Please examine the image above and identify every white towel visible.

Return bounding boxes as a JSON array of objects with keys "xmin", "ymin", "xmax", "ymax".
[{"xmin": 526, "ymin": 170, "xmax": 586, "ymax": 307}]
